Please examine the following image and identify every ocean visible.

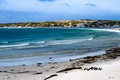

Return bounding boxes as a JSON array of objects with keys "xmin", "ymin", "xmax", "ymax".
[{"xmin": 0, "ymin": 28, "xmax": 120, "ymax": 66}]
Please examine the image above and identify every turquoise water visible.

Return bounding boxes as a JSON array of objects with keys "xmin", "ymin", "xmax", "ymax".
[{"xmin": 0, "ymin": 28, "xmax": 120, "ymax": 66}]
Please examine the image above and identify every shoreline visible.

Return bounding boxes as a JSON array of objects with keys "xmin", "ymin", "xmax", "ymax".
[
  {"xmin": 0, "ymin": 47, "xmax": 120, "ymax": 80},
  {"xmin": 0, "ymin": 27, "xmax": 120, "ymax": 32},
  {"xmin": 0, "ymin": 50, "xmax": 105, "ymax": 66}
]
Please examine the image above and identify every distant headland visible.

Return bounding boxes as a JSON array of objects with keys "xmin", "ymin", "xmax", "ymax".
[{"xmin": 0, "ymin": 20, "xmax": 120, "ymax": 28}]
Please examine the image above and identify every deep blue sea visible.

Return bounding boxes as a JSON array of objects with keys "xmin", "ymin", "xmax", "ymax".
[{"xmin": 0, "ymin": 28, "xmax": 120, "ymax": 66}]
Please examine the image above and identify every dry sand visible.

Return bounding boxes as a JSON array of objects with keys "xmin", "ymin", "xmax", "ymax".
[{"xmin": 49, "ymin": 58, "xmax": 120, "ymax": 80}]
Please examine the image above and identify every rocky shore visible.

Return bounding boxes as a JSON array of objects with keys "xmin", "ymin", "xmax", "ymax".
[{"xmin": 0, "ymin": 47, "xmax": 120, "ymax": 80}]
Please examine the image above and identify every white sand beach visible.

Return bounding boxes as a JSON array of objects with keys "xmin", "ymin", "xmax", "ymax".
[
  {"xmin": 48, "ymin": 58, "xmax": 120, "ymax": 80},
  {"xmin": 0, "ymin": 48, "xmax": 120, "ymax": 80}
]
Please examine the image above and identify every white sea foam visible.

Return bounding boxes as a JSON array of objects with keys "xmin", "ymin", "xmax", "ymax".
[
  {"xmin": 44, "ymin": 38, "xmax": 94, "ymax": 46},
  {"xmin": 35, "ymin": 41, "xmax": 46, "ymax": 44},
  {"xmin": 0, "ymin": 38, "xmax": 94, "ymax": 49},
  {"xmin": 87, "ymin": 37, "xmax": 93, "ymax": 40},
  {"xmin": 0, "ymin": 43, "xmax": 30, "ymax": 48},
  {"xmin": 88, "ymin": 28, "xmax": 120, "ymax": 33}
]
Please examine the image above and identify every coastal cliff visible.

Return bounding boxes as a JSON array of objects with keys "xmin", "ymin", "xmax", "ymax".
[{"xmin": 0, "ymin": 20, "xmax": 120, "ymax": 28}]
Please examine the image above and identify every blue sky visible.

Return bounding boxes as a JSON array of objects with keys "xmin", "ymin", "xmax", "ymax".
[{"xmin": 0, "ymin": 0, "xmax": 120, "ymax": 23}]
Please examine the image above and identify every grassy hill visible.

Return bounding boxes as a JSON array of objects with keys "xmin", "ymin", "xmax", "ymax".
[{"xmin": 0, "ymin": 20, "xmax": 120, "ymax": 28}]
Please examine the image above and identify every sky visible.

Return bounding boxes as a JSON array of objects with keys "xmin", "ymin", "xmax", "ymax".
[{"xmin": 0, "ymin": 0, "xmax": 120, "ymax": 23}]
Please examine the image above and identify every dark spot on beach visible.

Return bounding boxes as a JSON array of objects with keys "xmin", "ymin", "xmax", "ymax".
[
  {"xmin": 83, "ymin": 67, "xmax": 102, "ymax": 71},
  {"xmin": 0, "ymin": 71, "xmax": 2, "ymax": 72},
  {"xmin": 34, "ymin": 72, "xmax": 42, "ymax": 75},
  {"xmin": 11, "ymin": 69, "xmax": 14, "ymax": 71},
  {"xmin": 69, "ymin": 59, "xmax": 73, "ymax": 61},
  {"xmin": 49, "ymin": 57, "xmax": 52, "ymax": 60},
  {"xmin": 50, "ymin": 66, "xmax": 55, "ymax": 69},
  {"xmin": 3, "ymin": 71, "xmax": 7, "ymax": 72},
  {"xmin": 44, "ymin": 74, "xmax": 58, "ymax": 80},
  {"xmin": 56, "ymin": 67, "xmax": 82, "ymax": 73},
  {"xmin": 22, "ymin": 64, "xmax": 26, "ymax": 66},
  {"xmin": 37, "ymin": 63, "xmax": 42, "ymax": 67}
]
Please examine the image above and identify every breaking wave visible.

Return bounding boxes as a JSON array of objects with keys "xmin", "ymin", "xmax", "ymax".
[{"xmin": 0, "ymin": 37, "xmax": 94, "ymax": 49}]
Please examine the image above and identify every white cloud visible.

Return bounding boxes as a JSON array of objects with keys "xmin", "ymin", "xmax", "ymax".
[{"xmin": 0, "ymin": 0, "xmax": 120, "ymax": 15}]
